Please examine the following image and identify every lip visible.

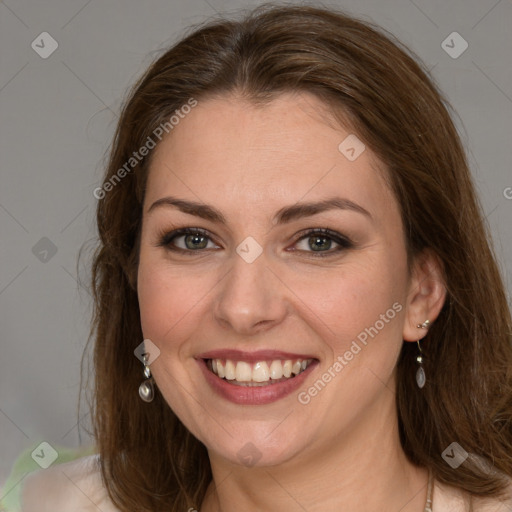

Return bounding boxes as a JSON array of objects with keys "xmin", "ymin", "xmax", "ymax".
[
  {"xmin": 196, "ymin": 354, "xmax": 319, "ymax": 405},
  {"xmin": 196, "ymin": 349, "xmax": 317, "ymax": 362}
]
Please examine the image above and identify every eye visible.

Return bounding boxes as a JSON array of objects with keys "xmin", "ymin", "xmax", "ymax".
[
  {"xmin": 158, "ymin": 228, "xmax": 220, "ymax": 253},
  {"xmin": 291, "ymin": 228, "xmax": 353, "ymax": 257},
  {"xmin": 157, "ymin": 227, "xmax": 353, "ymax": 257}
]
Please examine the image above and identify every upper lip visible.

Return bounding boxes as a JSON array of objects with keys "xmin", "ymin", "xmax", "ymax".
[{"xmin": 196, "ymin": 349, "xmax": 317, "ymax": 362}]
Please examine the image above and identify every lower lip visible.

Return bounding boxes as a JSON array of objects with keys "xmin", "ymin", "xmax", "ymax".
[{"xmin": 197, "ymin": 359, "xmax": 317, "ymax": 405}]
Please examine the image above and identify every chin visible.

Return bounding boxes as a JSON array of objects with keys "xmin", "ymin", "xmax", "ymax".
[{"xmin": 200, "ymin": 422, "xmax": 310, "ymax": 469}]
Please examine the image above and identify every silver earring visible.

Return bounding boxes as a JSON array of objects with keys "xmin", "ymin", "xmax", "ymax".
[
  {"xmin": 138, "ymin": 353, "xmax": 155, "ymax": 402},
  {"xmin": 415, "ymin": 320, "xmax": 430, "ymax": 389}
]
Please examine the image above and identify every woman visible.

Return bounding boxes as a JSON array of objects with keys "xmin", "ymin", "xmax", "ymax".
[{"xmin": 18, "ymin": 4, "xmax": 512, "ymax": 511}]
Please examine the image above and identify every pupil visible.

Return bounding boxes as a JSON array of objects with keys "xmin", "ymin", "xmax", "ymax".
[
  {"xmin": 310, "ymin": 235, "xmax": 331, "ymax": 251},
  {"xmin": 186, "ymin": 234, "xmax": 207, "ymax": 249}
]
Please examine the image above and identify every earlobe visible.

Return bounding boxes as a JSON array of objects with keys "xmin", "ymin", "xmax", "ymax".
[{"xmin": 402, "ymin": 248, "xmax": 447, "ymax": 342}]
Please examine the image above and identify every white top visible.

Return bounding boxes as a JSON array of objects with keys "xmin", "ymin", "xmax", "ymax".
[{"xmin": 18, "ymin": 455, "xmax": 512, "ymax": 511}]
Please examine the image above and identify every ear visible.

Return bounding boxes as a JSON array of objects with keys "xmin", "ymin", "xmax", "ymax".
[{"xmin": 402, "ymin": 248, "xmax": 447, "ymax": 342}]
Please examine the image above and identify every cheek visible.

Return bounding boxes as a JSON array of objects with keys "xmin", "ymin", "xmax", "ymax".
[
  {"xmin": 289, "ymin": 254, "xmax": 407, "ymax": 353},
  {"xmin": 137, "ymin": 258, "xmax": 206, "ymax": 347}
]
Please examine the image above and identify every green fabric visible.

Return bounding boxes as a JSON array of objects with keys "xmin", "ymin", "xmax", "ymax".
[{"xmin": 0, "ymin": 443, "xmax": 96, "ymax": 511}]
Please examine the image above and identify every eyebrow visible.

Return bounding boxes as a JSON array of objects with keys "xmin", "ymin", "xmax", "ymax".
[{"xmin": 147, "ymin": 195, "xmax": 372, "ymax": 224}]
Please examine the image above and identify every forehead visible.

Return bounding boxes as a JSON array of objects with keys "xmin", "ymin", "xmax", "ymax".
[{"xmin": 144, "ymin": 92, "xmax": 397, "ymax": 225}]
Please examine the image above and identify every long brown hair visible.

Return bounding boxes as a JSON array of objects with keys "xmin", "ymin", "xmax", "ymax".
[{"xmin": 88, "ymin": 4, "xmax": 512, "ymax": 510}]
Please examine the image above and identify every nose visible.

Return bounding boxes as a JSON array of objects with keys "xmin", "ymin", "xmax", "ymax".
[{"xmin": 212, "ymin": 249, "xmax": 288, "ymax": 335}]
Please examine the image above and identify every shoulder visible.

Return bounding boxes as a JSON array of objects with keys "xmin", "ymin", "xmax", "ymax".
[
  {"xmin": 433, "ymin": 476, "xmax": 512, "ymax": 512},
  {"xmin": 19, "ymin": 454, "xmax": 120, "ymax": 512}
]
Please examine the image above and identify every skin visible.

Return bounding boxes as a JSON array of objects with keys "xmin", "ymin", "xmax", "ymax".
[{"xmin": 137, "ymin": 92, "xmax": 446, "ymax": 511}]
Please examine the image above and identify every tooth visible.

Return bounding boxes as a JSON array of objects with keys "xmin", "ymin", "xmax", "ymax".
[
  {"xmin": 213, "ymin": 357, "xmax": 311, "ymax": 382},
  {"xmin": 217, "ymin": 360, "xmax": 225, "ymax": 378},
  {"xmin": 225, "ymin": 360, "xmax": 236, "ymax": 380},
  {"xmin": 283, "ymin": 360, "xmax": 292, "ymax": 378},
  {"xmin": 235, "ymin": 361, "xmax": 252, "ymax": 382},
  {"xmin": 253, "ymin": 362, "xmax": 270, "ymax": 382},
  {"xmin": 269, "ymin": 360, "xmax": 283, "ymax": 380}
]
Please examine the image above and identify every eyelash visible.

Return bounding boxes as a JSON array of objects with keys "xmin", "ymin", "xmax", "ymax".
[{"xmin": 157, "ymin": 227, "xmax": 353, "ymax": 258}]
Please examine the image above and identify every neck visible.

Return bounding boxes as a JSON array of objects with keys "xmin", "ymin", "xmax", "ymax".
[{"xmin": 200, "ymin": 391, "xmax": 429, "ymax": 512}]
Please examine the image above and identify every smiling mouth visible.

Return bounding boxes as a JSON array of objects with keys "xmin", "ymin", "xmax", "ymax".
[{"xmin": 205, "ymin": 358, "xmax": 315, "ymax": 387}]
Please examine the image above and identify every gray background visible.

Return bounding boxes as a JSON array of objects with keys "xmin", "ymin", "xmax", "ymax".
[{"xmin": 1, "ymin": 0, "xmax": 511, "ymax": 491}]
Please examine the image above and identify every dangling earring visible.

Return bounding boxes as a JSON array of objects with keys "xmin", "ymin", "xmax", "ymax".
[
  {"xmin": 415, "ymin": 320, "xmax": 430, "ymax": 389},
  {"xmin": 138, "ymin": 353, "xmax": 155, "ymax": 402}
]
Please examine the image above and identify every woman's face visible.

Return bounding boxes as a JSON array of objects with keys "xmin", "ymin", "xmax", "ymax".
[{"xmin": 137, "ymin": 92, "xmax": 417, "ymax": 467}]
